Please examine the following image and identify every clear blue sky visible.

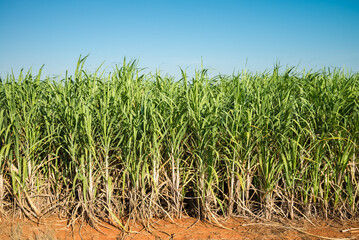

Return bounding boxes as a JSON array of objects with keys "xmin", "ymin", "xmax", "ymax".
[{"xmin": 1, "ymin": 0, "xmax": 358, "ymax": 78}]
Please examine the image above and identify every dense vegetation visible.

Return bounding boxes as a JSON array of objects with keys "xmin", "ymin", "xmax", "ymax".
[{"xmin": 0, "ymin": 57, "xmax": 358, "ymax": 228}]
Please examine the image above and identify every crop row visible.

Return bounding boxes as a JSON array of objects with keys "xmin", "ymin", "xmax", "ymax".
[{"xmin": 0, "ymin": 57, "xmax": 358, "ymax": 226}]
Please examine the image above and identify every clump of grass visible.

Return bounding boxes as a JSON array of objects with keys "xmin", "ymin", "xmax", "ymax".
[{"xmin": 0, "ymin": 56, "xmax": 358, "ymax": 228}]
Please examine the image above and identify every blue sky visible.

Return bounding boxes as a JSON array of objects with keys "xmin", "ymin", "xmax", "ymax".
[{"xmin": 0, "ymin": 0, "xmax": 358, "ymax": 78}]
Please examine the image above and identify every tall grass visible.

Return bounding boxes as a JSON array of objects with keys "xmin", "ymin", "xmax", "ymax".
[{"xmin": 0, "ymin": 57, "xmax": 358, "ymax": 226}]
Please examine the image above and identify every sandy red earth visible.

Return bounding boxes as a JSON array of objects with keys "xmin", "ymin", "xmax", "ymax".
[{"xmin": 1, "ymin": 216, "xmax": 359, "ymax": 240}]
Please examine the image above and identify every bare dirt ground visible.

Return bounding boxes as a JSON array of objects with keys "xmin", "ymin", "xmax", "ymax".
[{"xmin": 1, "ymin": 216, "xmax": 359, "ymax": 240}]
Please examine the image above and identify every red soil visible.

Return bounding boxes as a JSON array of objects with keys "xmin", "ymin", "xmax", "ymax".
[{"xmin": 1, "ymin": 216, "xmax": 359, "ymax": 240}]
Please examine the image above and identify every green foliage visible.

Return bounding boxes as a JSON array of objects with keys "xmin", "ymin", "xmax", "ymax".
[{"xmin": 0, "ymin": 59, "xmax": 358, "ymax": 223}]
